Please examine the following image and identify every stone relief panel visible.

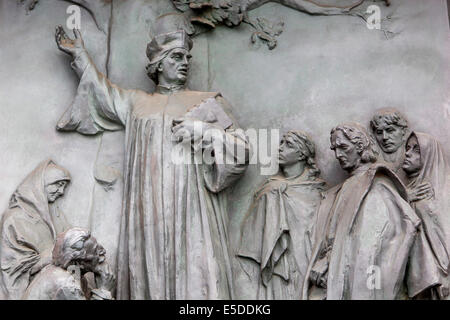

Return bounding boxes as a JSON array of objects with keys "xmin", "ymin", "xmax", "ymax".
[
  {"xmin": 0, "ymin": 160, "xmax": 72, "ymax": 299},
  {"xmin": 23, "ymin": 227, "xmax": 115, "ymax": 300},
  {"xmin": 0, "ymin": 0, "xmax": 449, "ymax": 300},
  {"xmin": 238, "ymin": 131, "xmax": 325, "ymax": 299}
]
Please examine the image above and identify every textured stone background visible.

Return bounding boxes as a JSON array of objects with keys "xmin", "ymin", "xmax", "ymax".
[{"xmin": 0, "ymin": 0, "xmax": 448, "ymax": 299}]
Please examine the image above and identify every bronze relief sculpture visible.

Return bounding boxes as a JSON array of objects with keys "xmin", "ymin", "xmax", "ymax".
[
  {"xmin": 54, "ymin": 25, "xmax": 249, "ymax": 300},
  {"xmin": 23, "ymin": 227, "xmax": 115, "ymax": 300},
  {"xmin": 303, "ymin": 123, "xmax": 435, "ymax": 300},
  {"xmin": 238, "ymin": 131, "xmax": 325, "ymax": 299},
  {"xmin": 0, "ymin": 0, "xmax": 449, "ymax": 302},
  {"xmin": 403, "ymin": 132, "xmax": 450, "ymax": 299},
  {"xmin": 0, "ymin": 160, "xmax": 71, "ymax": 300}
]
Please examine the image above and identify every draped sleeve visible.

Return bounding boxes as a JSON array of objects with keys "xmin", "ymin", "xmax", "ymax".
[
  {"xmin": 56, "ymin": 49, "xmax": 143, "ymax": 135},
  {"xmin": 201, "ymin": 95, "xmax": 249, "ymax": 193},
  {"xmin": 0, "ymin": 209, "xmax": 52, "ymax": 300}
]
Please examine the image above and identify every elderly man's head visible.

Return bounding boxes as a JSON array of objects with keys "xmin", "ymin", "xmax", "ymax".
[
  {"xmin": 370, "ymin": 109, "xmax": 408, "ymax": 154},
  {"xmin": 52, "ymin": 228, "xmax": 105, "ymax": 272},
  {"xmin": 145, "ymin": 30, "xmax": 193, "ymax": 87},
  {"xmin": 330, "ymin": 123, "xmax": 378, "ymax": 173}
]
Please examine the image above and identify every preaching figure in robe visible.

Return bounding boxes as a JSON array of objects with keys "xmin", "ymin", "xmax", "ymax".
[
  {"xmin": 402, "ymin": 132, "xmax": 450, "ymax": 299},
  {"xmin": 54, "ymin": 26, "xmax": 249, "ymax": 300},
  {"xmin": 238, "ymin": 131, "xmax": 325, "ymax": 299},
  {"xmin": 302, "ymin": 123, "xmax": 435, "ymax": 300},
  {"xmin": 0, "ymin": 159, "xmax": 71, "ymax": 300}
]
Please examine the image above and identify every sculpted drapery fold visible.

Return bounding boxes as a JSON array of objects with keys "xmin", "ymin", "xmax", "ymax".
[
  {"xmin": 303, "ymin": 165, "xmax": 421, "ymax": 299},
  {"xmin": 238, "ymin": 173, "xmax": 325, "ymax": 299},
  {"xmin": 0, "ymin": 160, "xmax": 71, "ymax": 300}
]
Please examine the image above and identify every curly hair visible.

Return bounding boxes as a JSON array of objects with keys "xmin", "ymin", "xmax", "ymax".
[
  {"xmin": 284, "ymin": 130, "xmax": 321, "ymax": 178},
  {"xmin": 330, "ymin": 123, "xmax": 378, "ymax": 164},
  {"xmin": 370, "ymin": 108, "xmax": 408, "ymax": 133},
  {"xmin": 52, "ymin": 227, "xmax": 91, "ymax": 269}
]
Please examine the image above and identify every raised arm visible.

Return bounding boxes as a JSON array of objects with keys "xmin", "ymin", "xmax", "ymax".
[{"xmin": 55, "ymin": 26, "xmax": 132, "ymax": 135}]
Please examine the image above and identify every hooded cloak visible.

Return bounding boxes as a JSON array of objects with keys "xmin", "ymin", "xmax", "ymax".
[
  {"xmin": 0, "ymin": 160, "xmax": 71, "ymax": 299},
  {"xmin": 406, "ymin": 132, "xmax": 450, "ymax": 297}
]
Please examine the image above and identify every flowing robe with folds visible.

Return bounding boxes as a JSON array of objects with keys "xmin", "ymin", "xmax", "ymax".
[
  {"xmin": 56, "ymin": 50, "xmax": 249, "ymax": 300},
  {"xmin": 238, "ymin": 171, "xmax": 325, "ymax": 299},
  {"xmin": 23, "ymin": 264, "xmax": 112, "ymax": 300},
  {"xmin": 302, "ymin": 164, "xmax": 436, "ymax": 300},
  {"xmin": 0, "ymin": 160, "xmax": 71, "ymax": 300},
  {"xmin": 23, "ymin": 265, "xmax": 87, "ymax": 300},
  {"xmin": 406, "ymin": 132, "xmax": 450, "ymax": 298},
  {"xmin": 379, "ymin": 145, "xmax": 408, "ymax": 184}
]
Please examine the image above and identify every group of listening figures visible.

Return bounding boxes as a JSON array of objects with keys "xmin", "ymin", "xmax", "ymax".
[
  {"xmin": 0, "ymin": 25, "xmax": 448, "ymax": 300},
  {"xmin": 238, "ymin": 113, "xmax": 450, "ymax": 300}
]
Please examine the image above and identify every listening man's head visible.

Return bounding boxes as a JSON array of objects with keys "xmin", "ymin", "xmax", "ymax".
[
  {"xmin": 330, "ymin": 123, "xmax": 378, "ymax": 173},
  {"xmin": 53, "ymin": 228, "xmax": 106, "ymax": 272},
  {"xmin": 370, "ymin": 109, "xmax": 408, "ymax": 154},
  {"xmin": 146, "ymin": 30, "xmax": 193, "ymax": 87},
  {"xmin": 278, "ymin": 130, "xmax": 320, "ymax": 178}
]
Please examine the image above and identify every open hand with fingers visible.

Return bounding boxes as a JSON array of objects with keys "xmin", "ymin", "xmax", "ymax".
[
  {"xmin": 172, "ymin": 118, "xmax": 211, "ymax": 143},
  {"xmin": 55, "ymin": 25, "xmax": 85, "ymax": 56},
  {"xmin": 407, "ymin": 182, "xmax": 434, "ymax": 203},
  {"xmin": 94, "ymin": 261, "xmax": 116, "ymax": 293}
]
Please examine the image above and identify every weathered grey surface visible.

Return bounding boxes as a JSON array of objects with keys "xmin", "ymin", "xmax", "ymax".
[
  {"xmin": 0, "ymin": 0, "xmax": 107, "ymax": 259},
  {"xmin": 214, "ymin": 0, "xmax": 450, "ymax": 299},
  {"xmin": 370, "ymin": 108, "xmax": 409, "ymax": 182},
  {"xmin": 404, "ymin": 132, "xmax": 450, "ymax": 298},
  {"xmin": 303, "ymin": 123, "xmax": 435, "ymax": 299},
  {"xmin": 238, "ymin": 131, "xmax": 325, "ymax": 299},
  {"xmin": 23, "ymin": 227, "xmax": 115, "ymax": 300},
  {"xmin": 0, "ymin": 160, "xmax": 72, "ymax": 299},
  {"xmin": 54, "ymin": 23, "xmax": 250, "ymax": 300},
  {"xmin": 0, "ymin": 0, "xmax": 449, "ymax": 299}
]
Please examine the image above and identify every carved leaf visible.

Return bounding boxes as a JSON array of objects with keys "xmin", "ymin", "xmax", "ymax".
[
  {"xmin": 226, "ymin": 10, "xmax": 243, "ymax": 26},
  {"xmin": 272, "ymin": 21, "xmax": 284, "ymax": 36},
  {"xmin": 191, "ymin": 16, "xmax": 217, "ymax": 28},
  {"xmin": 172, "ymin": 0, "xmax": 191, "ymax": 12},
  {"xmin": 189, "ymin": 1, "xmax": 213, "ymax": 10},
  {"xmin": 255, "ymin": 17, "xmax": 284, "ymax": 37},
  {"xmin": 211, "ymin": 8, "xmax": 227, "ymax": 23},
  {"xmin": 251, "ymin": 30, "xmax": 277, "ymax": 50},
  {"xmin": 256, "ymin": 17, "xmax": 270, "ymax": 32}
]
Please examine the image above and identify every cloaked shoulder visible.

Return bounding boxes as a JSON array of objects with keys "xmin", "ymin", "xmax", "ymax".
[{"xmin": 367, "ymin": 162, "xmax": 408, "ymax": 201}]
